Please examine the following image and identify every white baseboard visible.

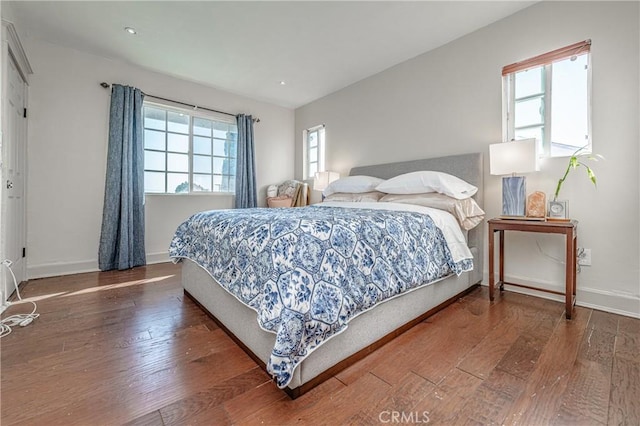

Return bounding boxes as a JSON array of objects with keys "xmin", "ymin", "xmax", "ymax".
[
  {"xmin": 146, "ymin": 252, "xmax": 171, "ymax": 265},
  {"xmin": 25, "ymin": 257, "xmax": 639, "ymax": 319},
  {"xmin": 482, "ymin": 272, "xmax": 640, "ymax": 319},
  {"xmin": 28, "ymin": 259, "xmax": 98, "ymax": 280},
  {"xmin": 27, "ymin": 252, "xmax": 173, "ymax": 280}
]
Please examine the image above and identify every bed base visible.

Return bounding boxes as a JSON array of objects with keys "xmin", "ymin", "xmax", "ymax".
[
  {"xmin": 185, "ymin": 282, "xmax": 480, "ymax": 399},
  {"xmin": 180, "ymin": 152, "xmax": 484, "ymax": 399}
]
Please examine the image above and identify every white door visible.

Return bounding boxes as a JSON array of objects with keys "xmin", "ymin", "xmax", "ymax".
[{"xmin": 1, "ymin": 52, "xmax": 27, "ymax": 302}]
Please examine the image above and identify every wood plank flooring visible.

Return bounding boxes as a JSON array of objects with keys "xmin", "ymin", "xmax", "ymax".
[{"xmin": 1, "ymin": 263, "xmax": 638, "ymax": 425}]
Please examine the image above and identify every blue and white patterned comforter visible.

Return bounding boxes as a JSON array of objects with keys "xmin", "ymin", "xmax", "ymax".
[{"xmin": 169, "ymin": 203, "xmax": 473, "ymax": 388}]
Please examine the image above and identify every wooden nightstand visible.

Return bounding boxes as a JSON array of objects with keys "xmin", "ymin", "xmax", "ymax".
[{"xmin": 488, "ymin": 218, "xmax": 578, "ymax": 319}]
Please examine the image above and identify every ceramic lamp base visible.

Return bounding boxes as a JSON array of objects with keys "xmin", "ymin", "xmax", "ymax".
[{"xmin": 502, "ymin": 176, "xmax": 526, "ymax": 217}]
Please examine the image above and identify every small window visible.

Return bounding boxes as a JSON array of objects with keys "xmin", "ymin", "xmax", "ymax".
[
  {"xmin": 143, "ymin": 103, "xmax": 237, "ymax": 194},
  {"xmin": 503, "ymin": 40, "xmax": 591, "ymax": 157},
  {"xmin": 305, "ymin": 125, "xmax": 325, "ymax": 179}
]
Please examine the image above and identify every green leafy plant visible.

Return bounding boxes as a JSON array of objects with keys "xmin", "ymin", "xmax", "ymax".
[{"xmin": 553, "ymin": 146, "xmax": 603, "ymax": 201}]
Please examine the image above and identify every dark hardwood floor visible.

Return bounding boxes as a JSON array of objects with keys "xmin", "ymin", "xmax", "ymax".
[{"xmin": 1, "ymin": 263, "xmax": 638, "ymax": 425}]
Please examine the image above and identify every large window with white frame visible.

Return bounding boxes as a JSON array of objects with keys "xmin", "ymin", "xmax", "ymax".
[
  {"xmin": 503, "ymin": 40, "xmax": 591, "ymax": 157},
  {"xmin": 305, "ymin": 125, "xmax": 325, "ymax": 179},
  {"xmin": 143, "ymin": 103, "xmax": 237, "ymax": 194}
]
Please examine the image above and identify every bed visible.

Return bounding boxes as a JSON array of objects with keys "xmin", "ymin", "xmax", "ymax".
[{"xmin": 171, "ymin": 152, "xmax": 484, "ymax": 398}]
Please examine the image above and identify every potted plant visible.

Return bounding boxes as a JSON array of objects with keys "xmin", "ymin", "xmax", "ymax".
[
  {"xmin": 548, "ymin": 146, "xmax": 603, "ymax": 220},
  {"xmin": 553, "ymin": 146, "xmax": 603, "ymax": 201}
]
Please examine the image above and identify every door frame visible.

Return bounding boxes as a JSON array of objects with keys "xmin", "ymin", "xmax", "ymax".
[{"xmin": 1, "ymin": 20, "xmax": 32, "ymax": 302}]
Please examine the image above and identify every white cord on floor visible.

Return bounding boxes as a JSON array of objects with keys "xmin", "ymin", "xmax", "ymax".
[{"xmin": 1, "ymin": 259, "xmax": 39, "ymax": 338}]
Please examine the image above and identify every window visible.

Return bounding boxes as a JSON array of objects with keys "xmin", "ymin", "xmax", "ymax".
[
  {"xmin": 503, "ymin": 40, "xmax": 591, "ymax": 157},
  {"xmin": 305, "ymin": 125, "xmax": 325, "ymax": 179},
  {"xmin": 143, "ymin": 103, "xmax": 237, "ymax": 194}
]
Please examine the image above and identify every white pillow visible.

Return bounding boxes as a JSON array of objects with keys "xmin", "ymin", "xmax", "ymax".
[
  {"xmin": 323, "ymin": 175, "xmax": 385, "ymax": 196},
  {"xmin": 376, "ymin": 171, "xmax": 477, "ymax": 200},
  {"xmin": 379, "ymin": 193, "xmax": 485, "ymax": 230}
]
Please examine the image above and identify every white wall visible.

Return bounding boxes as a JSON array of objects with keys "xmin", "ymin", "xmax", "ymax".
[
  {"xmin": 295, "ymin": 2, "xmax": 640, "ymax": 317},
  {"xmin": 23, "ymin": 39, "xmax": 294, "ymax": 278}
]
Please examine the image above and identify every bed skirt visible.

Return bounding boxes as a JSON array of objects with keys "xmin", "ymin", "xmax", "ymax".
[{"xmin": 181, "ymin": 247, "xmax": 480, "ymax": 398}]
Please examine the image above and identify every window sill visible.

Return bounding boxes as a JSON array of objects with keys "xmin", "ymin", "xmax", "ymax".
[{"xmin": 144, "ymin": 192, "xmax": 235, "ymax": 197}]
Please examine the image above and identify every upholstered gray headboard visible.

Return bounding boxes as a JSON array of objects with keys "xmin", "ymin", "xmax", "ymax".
[{"xmin": 349, "ymin": 153, "xmax": 484, "ymax": 285}]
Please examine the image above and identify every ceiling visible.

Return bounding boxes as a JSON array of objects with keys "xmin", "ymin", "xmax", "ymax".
[{"xmin": 8, "ymin": 1, "xmax": 535, "ymax": 109}]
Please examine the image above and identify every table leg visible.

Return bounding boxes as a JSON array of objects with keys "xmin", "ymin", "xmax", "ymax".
[
  {"xmin": 489, "ymin": 225, "xmax": 495, "ymax": 301},
  {"xmin": 499, "ymin": 230, "xmax": 504, "ymax": 291},
  {"xmin": 573, "ymin": 232, "xmax": 578, "ymax": 301},
  {"xmin": 565, "ymin": 229, "xmax": 576, "ymax": 319}
]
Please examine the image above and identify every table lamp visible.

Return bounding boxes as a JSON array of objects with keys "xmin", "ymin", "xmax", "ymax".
[{"xmin": 490, "ymin": 139, "xmax": 538, "ymax": 218}]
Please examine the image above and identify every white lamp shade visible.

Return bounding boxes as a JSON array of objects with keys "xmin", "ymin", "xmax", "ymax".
[
  {"xmin": 313, "ymin": 171, "xmax": 339, "ymax": 191},
  {"xmin": 489, "ymin": 139, "xmax": 539, "ymax": 175}
]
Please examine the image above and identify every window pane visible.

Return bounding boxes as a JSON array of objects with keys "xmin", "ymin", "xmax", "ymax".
[
  {"xmin": 308, "ymin": 131, "xmax": 318, "ymax": 148},
  {"xmin": 167, "ymin": 133, "xmax": 189, "ymax": 153},
  {"xmin": 144, "ymin": 150, "xmax": 165, "ymax": 171},
  {"xmin": 144, "ymin": 130, "xmax": 165, "ymax": 151},
  {"xmin": 227, "ymin": 140, "xmax": 237, "ymax": 158},
  {"xmin": 228, "ymin": 159, "xmax": 236, "ymax": 175},
  {"xmin": 144, "ymin": 171, "xmax": 165, "ymax": 193},
  {"xmin": 213, "ymin": 174, "xmax": 223, "ymax": 192},
  {"xmin": 309, "ymin": 147, "xmax": 318, "ymax": 163},
  {"xmin": 144, "ymin": 107, "xmax": 166, "ymax": 131},
  {"xmin": 213, "ymin": 139, "xmax": 230, "ymax": 156},
  {"xmin": 193, "ymin": 174, "xmax": 212, "ymax": 191},
  {"xmin": 514, "ymin": 126, "xmax": 543, "ymax": 140},
  {"xmin": 221, "ymin": 175, "xmax": 233, "ymax": 192},
  {"xmin": 167, "ymin": 111, "xmax": 189, "ymax": 134},
  {"xmin": 217, "ymin": 158, "xmax": 234, "ymax": 175},
  {"xmin": 515, "ymin": 66, "xmax": 544, "ymax": 99},
  {"xmin": 193, "ymin": 117, "xmax": 212, "ymax": 137},
  {"xmin": 168, "ymin": 153, "xmax": 189, "ymax": 172},
  {"xmin": 213, "ymin": 157, "xmax": 225, "ymax": 174},
  {"xmin": 194, "ymin": 136, "xmax": 212, "ymax": 155},
  {"xmin": 212, "ymin": 121, "xmax": 230, "ymax": 139},
  {"xmin": 309, "ymin": 162, "xmax": 318, "ymax": 178},
  {"xmin": 551, "ymin": 55, "xmax": 589, "ymax": 155},
  {"xmin": 193, "ymin": 155, "xmax": 212, "ymax": 173},
  {"xmin": 551, "ymin": 143, "xmax": 582, "ymax": 158},
  {"xmin": 143, "ymin": 103, "xmax": 238, "ymax": 193},
  {"xmin": 515, "ymin": 97, "xmax": 544, "ymax": 128},
  {"xmin": 168, "ymin": 173, "xmax": 189, "ymax": 193},
  {"xmin": 515, "ymin": 126, "xmax": 544, "ymax": 154}
]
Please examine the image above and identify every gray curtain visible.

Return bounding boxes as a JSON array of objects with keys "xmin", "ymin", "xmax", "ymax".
[
  {"xmin": 98, "ymin": 85, "xmax": 146, "ymax": 271},
  {"xmin": 235, "ymin": 114, "xmax": 257, "ymax": 208}
]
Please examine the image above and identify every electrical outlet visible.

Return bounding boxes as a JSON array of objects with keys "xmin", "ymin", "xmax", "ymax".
[{"xmin": 578, "ymin": 248, "xmax": 592, "ymax": 266}]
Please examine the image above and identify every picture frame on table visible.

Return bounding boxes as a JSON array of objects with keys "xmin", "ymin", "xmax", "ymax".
[{"xmin": 547, "ymin": 199, "xmax": 569, "ymax": 221}]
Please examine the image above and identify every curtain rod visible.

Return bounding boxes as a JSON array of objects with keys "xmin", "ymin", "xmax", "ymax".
[{"xmin": 99, "ymin": 82, "xmax": 260, "ymax": 123}]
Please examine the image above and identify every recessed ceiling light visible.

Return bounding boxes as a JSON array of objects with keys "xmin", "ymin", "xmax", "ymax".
[
  {"xmin": 279, "ymin": 81, "xmax": 286, "ymax": 86},
  {"xmin": 124, "ymin": 27, "xmax": 137, "ymax": 35}
]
